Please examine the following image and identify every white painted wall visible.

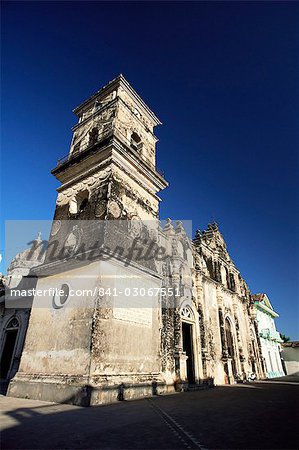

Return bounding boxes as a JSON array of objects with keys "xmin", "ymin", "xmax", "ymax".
[{"xmin": 256, "ymin": 308, "xmax": 284, "ymax": 378}]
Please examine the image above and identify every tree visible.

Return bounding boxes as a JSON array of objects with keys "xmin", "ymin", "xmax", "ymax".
[{"xmin": 280, "ymin": 333, "xmax": 290, "ymax": 343}]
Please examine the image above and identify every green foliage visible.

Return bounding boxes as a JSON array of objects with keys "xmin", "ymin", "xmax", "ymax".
[{"xmin": 280, "ymin": 333, "xmax": 290, "ymax": 343}]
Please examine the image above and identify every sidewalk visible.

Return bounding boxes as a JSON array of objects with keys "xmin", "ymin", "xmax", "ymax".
[
  {"xmin": 1, "ymin": 382, "xmax": 298, "ymax": 449},
  {"xmin": 255, "ymin": 374, "xmax": 299, "ymax": 385}
]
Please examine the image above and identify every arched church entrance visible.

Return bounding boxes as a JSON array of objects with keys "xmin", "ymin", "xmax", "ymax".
[
  {"xmin": 0, "ymin": 317, "xmax": 19, "ymax": 380},
  {"xmin": 181, "ymin": 307, "xmax": 195, "ymax": 383}
]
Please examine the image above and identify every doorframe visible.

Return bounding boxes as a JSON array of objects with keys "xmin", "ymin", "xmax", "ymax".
[
  {"xmin": 0, "ymin": 315, "xmax": 21, "ymax": 380},
  {"xmin": 180, "ymin": 304, "xmax": 201, "ymax": 383}
]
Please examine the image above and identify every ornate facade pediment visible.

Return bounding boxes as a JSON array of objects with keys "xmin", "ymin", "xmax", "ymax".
[{"xmin": 198, "ymin": 223, "xmax": 231, "ymax": 262}]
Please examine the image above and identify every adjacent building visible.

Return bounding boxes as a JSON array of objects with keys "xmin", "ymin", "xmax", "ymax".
[
  {"xmin": 252, "ymin": 293, "xmax": 284, "ymax": 378},
  {"xmin": 281, "ymin": 342, "xmax": 299, "ymax": 376}
]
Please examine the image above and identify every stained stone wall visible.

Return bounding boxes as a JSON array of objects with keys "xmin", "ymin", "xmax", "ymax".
[
  {"xmin": 109, "ymin": 164, "xmax": 159, "ymax": 220},
  {"xmin": 157, "ymin": 219, "xmax": 264, "ymax": 387},
  {"xmin": 9, "ymin": 256, "xmax": 163, "ymax": 405},
  {"xmin": 192, "ymin": 224, "xmax": 264, "ymax": 384}
]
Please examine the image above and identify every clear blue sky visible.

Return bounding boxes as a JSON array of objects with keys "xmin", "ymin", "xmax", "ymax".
[{"xmin": 1, "ymin": 1, "xmax": 298, "ymax": 339}]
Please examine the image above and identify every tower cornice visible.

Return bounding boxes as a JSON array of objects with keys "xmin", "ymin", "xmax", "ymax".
[
  {"xmin": 73, "ymin": 74, "xmax": 162, "ymax": 127},
  {"xmin": 52, "ymin": 134, "xmax": 168, "ymax": 194}
]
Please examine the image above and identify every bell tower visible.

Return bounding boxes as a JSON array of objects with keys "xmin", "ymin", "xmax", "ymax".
[
  {"xmin": 51, "ymin": 74, "xmax": 167, "ymax": 223},
  {"xmin": 8, "ymin": 76, "xmax": 169, "ymax": 406}
]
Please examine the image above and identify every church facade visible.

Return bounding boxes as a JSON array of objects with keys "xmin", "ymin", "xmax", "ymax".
[{"xmin": 6, "ymin": 75, "xmax": 266, "ymax": 405}]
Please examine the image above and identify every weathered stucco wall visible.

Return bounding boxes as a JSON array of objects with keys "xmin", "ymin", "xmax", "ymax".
[{"xmin": 14, "ymin": 262, "xmax": 102, "ymax": 377}]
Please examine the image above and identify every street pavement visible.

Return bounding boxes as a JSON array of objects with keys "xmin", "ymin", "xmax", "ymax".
[{"xmin": 1, "ymin": 381, "xmax": 298, "ymax": 449}]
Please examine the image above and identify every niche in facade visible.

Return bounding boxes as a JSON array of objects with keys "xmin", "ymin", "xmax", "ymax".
[
  {"xmin": 89, "ymin": 127, "xmax": 99, "ymax": 147},
  {"xmin": 130, "ymin": 132, "xmax": 143, "ymax": 152},
  {"xmin": 69, "ymin": 190, "xmax": 89, "ymax": 215}
]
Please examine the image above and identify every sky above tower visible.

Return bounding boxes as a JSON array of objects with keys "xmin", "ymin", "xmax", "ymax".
[{"xmin": 1, "ymin": 1, "xmax": 298, "ymax": 339}]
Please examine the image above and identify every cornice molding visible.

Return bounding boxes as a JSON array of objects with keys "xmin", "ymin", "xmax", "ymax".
[{"xmin": 73, "ymin": 74, "xmax": 161, "ymax": 126}]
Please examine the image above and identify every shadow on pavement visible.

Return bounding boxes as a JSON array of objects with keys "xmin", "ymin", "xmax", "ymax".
[{"xmin": 1, "ymin": 384, "xmax": 299, "ymax": 450}]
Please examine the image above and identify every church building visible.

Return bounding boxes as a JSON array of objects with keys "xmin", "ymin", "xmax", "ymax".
[{"xmin": 4, "ymin": 75, "xmax": 267, "ymax": 405}]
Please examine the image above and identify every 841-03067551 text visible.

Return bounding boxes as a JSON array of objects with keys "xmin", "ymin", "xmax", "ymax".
[{"xmin": 96, "ymin": 287, "xmax": 180, "ymax": 297}]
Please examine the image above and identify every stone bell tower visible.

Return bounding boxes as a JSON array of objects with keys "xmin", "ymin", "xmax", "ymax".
[
  {"xmin": 51, "ymin": 74, "xmax": 167, "ymax": 224},
  {"xmin": 8, "ymin": 75, "xmax": 169, "ymax": 405}
]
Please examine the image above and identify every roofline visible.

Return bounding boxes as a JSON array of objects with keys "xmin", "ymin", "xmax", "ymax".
[
  {"xmin": 73, "ymin": 74, "xmax": 162, "ymax": 126},
  {"xmin": 254, "ymin": 300, "xmax": 279, "ymax": 317},
  {"xmin": 252, "ymin": 292, "xmax": 277, "ymax": 313},
  {"xmin": 282, "ymin": 341, "xmax": 299, "ymax": 347}
]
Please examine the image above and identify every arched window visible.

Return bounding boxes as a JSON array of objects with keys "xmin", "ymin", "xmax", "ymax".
[
  {"xmin": 130, "ymin": 132, "xmax": 142, "ymax": 152},
  {"xmin": 6, "ymin": 317, "xmax": 19, "ymax": 330},
  {"xmin": 0, "ymin": 318, "xmax": 19, "ymax": 380},
  {"xmin": 180, "ymin": 306, "xmax": 194, "ymax": 321},
  {"xmin": 77, "ymin": 190, "xmax": 89, "ymax": 212},
  {"xmin": 89, "ymin": 128, "xmax": 99, "ymax": 147},
  {"xmin": 69, "ymin": 190, "xmax": 89, "ymax": 214}
]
